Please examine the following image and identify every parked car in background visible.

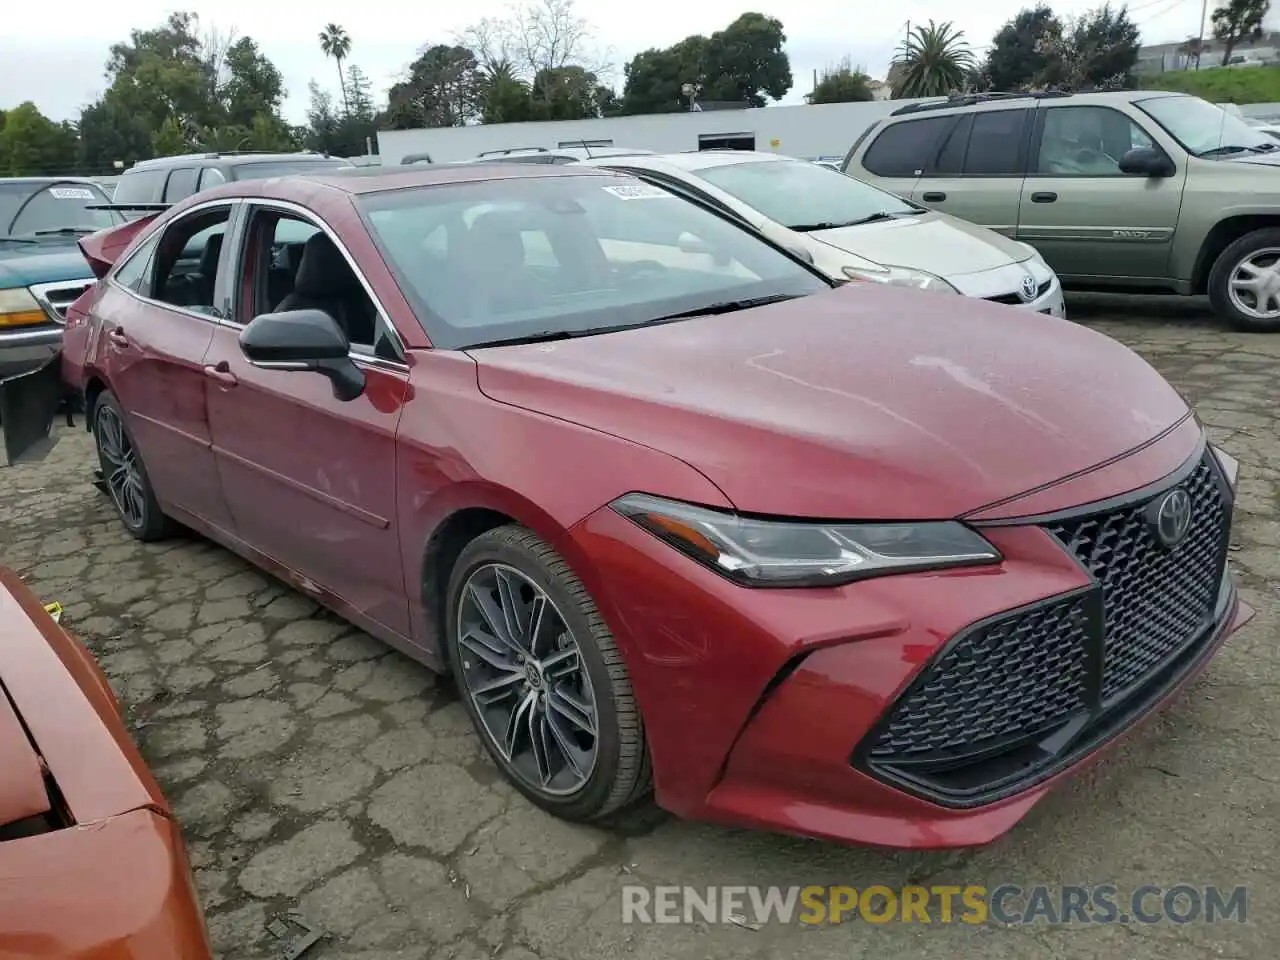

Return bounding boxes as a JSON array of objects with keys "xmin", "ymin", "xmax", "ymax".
[
  {"xmin": 580, "ymin": 151, "xmax": 1064, "ymax": 314},
  {"xmin": 471, "ymin": 145, "xmax": 654, "ymax": 164},
  {"xmin": 844, "ymin": 90, "xmax": 1280, "ymax": 331},
  {"xmin": 0, "ymin": 567, "xmax": 212, "ymax": 957},
  {"xmin": 1, "ymin": 164, "xmax": 1253, "ymax": 848},
  {"xmin": 112, "ymin": 151, "xmax": 352, "ymax": 209},
  {"xmin": 0, "ymin": 178, "xmax": 122, "ymax": 381}
]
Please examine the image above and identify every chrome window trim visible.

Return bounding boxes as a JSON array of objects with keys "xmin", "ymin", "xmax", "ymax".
[{"xmin": 104, "ymin": 196, "xmax": 409, "ymax": 372}]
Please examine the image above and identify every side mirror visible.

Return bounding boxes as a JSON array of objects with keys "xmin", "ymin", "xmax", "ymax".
[
  {"xmin": 239, "ymin": 309, "xmax": 365, "ymax": 402},
  {"xmin": 1119, "ymin": 147, "xmax": 1175, "ymax": 178}
]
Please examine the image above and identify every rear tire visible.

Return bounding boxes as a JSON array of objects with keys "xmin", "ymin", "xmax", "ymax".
[
  {"xmin": 1208, "ymin": 228, "xmax": 1280, "ymax": 332},
  {"xmin": 92, "ymin": 390, "xmax": 173, "ymax": 541},
  {"xmin": 445, "ymin": 524, "xmax": 652, "ymax": 822}
]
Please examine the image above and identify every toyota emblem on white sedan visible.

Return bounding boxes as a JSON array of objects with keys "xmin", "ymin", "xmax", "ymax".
[{"xmin": 1018, "ymin": 275, "xmax": 1038, "ymax": 302}]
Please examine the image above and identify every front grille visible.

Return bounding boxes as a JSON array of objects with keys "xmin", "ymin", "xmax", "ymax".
[
  {"xmin": 986, "ymin": 279, "xmax": 1052, "ymax": 306},
  {"xmin": 856, "ymin": 446, "xmax": 1233, "ymax": 805},
  {"xmin": 29, "ymin": 279, "xmax": 94, "ymax": 325},
  {"xmin": 1046, "ymin": 453, "xmax": 1227, "ymax": 703}
]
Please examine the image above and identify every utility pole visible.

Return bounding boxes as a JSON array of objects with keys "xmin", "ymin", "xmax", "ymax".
[{"xmin": 1195, "ymin": 0, "xmax": 1208, "ymax": 70}]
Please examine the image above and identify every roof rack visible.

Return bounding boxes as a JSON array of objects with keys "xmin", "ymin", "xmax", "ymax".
[
  {"xmin": 476, "ymin": 146, "xmax": 548, "ymax": 157},
  {"xmin": 890, "ymin": 91, "xmax": 1072, "ymax": 116}
]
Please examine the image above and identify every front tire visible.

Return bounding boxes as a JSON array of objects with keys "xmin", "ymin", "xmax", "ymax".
[
  {"xmin": 1208, "ymin": 228, "xmax": 1280, "ymax": 332},
  {"xmin": 445, "ymin": 525, "xmax": 651, "ymax": 821},
  {"xmin": 92, "ymin": 390, "xmax": 173, "ymax": 541}
]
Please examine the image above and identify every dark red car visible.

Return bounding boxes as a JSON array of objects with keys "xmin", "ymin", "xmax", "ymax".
[{"xmin": 1, "ymin": 165, "xmax": 1254, "ymax": 848}]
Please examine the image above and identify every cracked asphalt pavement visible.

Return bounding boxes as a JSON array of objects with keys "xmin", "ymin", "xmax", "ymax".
[{"xmin": 1, "ymin": 294, "xmax": 1277, "ymax": 960}]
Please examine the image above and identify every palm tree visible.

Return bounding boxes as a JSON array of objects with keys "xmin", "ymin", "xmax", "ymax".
[
  {"xmin": 892, "ymin": 21, "xmax": 975, "ymax": 99},
  {"xmin": 319, "ymin": 24, "xmax": 352, "ymax": 115}
]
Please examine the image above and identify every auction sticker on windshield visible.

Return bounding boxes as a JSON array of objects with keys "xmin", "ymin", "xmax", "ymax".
[
  {"xmin": 49, "ymin": 187, "xmax": 96, "ymax": 200},
  {"xmin": 602, "ymin": 183, "xmax": 671, "ymax": 200}
]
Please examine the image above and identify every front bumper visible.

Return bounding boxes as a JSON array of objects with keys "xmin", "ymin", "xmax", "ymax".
[
  {"xmin": 0, "ymin": 325, "xmax": 60, "ymax": 382},
  {"xmin": 569, "ymin": 439, "xmax": 1252, "ymax": 848}
]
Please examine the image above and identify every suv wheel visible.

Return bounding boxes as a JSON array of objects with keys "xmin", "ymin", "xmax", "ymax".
[{"xmin": 1208, "ymin": 228, "xmax": 1280, "ymax": 332}]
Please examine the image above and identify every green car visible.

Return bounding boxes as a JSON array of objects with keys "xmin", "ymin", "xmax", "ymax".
[
  {"xmin": 843, "ymin": 90, "xmax": 1280, "ymax": 331},
  {"xmin": 0, "ymin": 178, "xmax": 122, "ymax": 381}
]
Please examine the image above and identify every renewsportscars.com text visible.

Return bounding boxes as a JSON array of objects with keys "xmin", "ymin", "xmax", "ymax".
[{"xmin": 620, "ymin": 884, "xmax": 1248, "ymax": 926}]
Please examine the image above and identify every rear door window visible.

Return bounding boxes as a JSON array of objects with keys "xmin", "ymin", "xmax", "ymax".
[
  {"xmin": 113, "ymin": 168, "xmax": 168, "ymax": 203},
  {"xmin": 963, "ymin": 110, "xmax": 1031, "ymax": 175},
  {"xmin": 163, "ymin": 168, "xmax": 199, "ymax": 202},
  {"xmin": 861, "ymin": 117, "xmax": 953, "ymax": 177}
]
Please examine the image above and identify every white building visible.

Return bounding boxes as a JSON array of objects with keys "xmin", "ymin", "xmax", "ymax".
[{"xmin": 374, "ymin": 99, "xmax": 929, "ymax": 165}]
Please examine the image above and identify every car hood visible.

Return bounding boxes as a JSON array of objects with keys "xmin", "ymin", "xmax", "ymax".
[
  {"xmin": 470, "ymin": 285, "xmax": 1190, "ymax": 520},
  {"xmin": 0, "ymin": 242, "xmax": 94, "ymax": 288},
  {"xmin": 1222, "ymin": 151, "xmax": 1280, "ymax": 167},
  {"xmin": 806, "ymin": 210, "xmax": 1030, "ymax": 276}
]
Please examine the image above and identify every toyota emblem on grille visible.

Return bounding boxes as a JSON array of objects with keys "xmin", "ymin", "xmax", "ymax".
[
  {"xmin": 1018, "ymin": 275, "xmax": 1038, "ymax": 302},
  {"xmin": 1150, "ymin": 487, "xmax": 1193, "ymax": 547}
]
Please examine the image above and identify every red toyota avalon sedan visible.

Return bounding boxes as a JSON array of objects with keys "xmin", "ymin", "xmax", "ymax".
[{"xmin": 1, "ymin": 164, "xmax": 1253, "ymax": 848}]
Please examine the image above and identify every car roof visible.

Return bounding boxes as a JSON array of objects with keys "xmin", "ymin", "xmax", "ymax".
[
  {"xmin": 125, "ymin": 152, "xmax": 341, "ymax": 172},
  {"xmin": 881, "ymin": 89, "xmax": 1192, "ymax": 120},
  {"xmin": 579, "ymin": 150, "xmax": 795, "ymax": 174},
  {"xmin": 0, "ymin": 176, "xmax": 104, "ymax": 185},
  {"xmin": 242, "ymin": 162, "xmax": 629, "ymax": 197}
]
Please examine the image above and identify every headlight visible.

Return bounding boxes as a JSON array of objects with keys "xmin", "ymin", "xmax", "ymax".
[
  {"xmin": 842, "ymin": 264, "xmax": 959, "ymax": 295},
  {"xmin": 611, "ymin": 493, "xmax": 1002, "ymax": 587},
  {"xmin": 0, "ymin": 288, "xmax": 47, "ymax": 329}
]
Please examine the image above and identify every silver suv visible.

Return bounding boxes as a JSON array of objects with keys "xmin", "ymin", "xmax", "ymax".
[{"xmin": 844, "ymin": 90, "xmax": 1280, "ymax": 331}]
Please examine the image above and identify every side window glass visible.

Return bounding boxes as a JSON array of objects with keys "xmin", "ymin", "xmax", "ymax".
[
  {"xmin": 862, "ymin": 118, "xmax": 952, "ymax": 177},
  {"xmin": 198, "ymin": 167, "xmax": 227, "ymax": 191},
  {"xmin": 113, "ymin": 169, "xmax": 167, "ymax": 203},
  {"xmin": 112, "ymin": 234, "xmax": 161, "ymax": 297},
  {"xmin": 933, "ymin": 115, "xmax": 974, "ymax": 175},
  {"xmin": 963, "ymin": 110, "xmax": 1030, "ymax": 175},
  {"xmin": 256, "ymin": 212, "xmax": 385, "ymax": 354},
  {"xmin": 151, "ymin": 207, "xmax": 232, "ymax": 314},
  {"xmin": 1037, "ymin": 107, "xmax": 1154, "ymax": 176},
  {"xmin": 163, "ymin": 168, "xmax": 198, "ymax": 202}
]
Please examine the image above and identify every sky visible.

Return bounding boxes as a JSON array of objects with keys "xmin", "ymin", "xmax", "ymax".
[{"xmin": 0, "ymin": 0, "xmax": 1236, "ymax": 126}]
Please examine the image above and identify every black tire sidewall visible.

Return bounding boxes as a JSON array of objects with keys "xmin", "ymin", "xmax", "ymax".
[
  {"xmin": 444, "ymin": 530, "xmax": 626, "ymax": 820},
  {"xmin": 93, "ymin": 390, "xmax": 166, "ymax": 539},
  {"xmin": 1209, "ymin": 228, "xmax": 1280, "ymax": 332}
]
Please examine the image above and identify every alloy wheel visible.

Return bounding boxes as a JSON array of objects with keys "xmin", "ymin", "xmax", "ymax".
[
  {"xmin": 455, "ymin": 563, "xmax": 599, "ymax": 796},
  {"xmin": 1227, "ymin": 246, "xmax": 1280, "ymax": 321},
  {"xmin": 95, "ymin": 405, "xmax": 147, "ymax": 528}
]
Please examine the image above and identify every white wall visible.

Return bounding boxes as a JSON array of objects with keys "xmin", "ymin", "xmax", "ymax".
[{"xmin": 376, "ymin": 99, "xmax": 931, "ymax": 164}]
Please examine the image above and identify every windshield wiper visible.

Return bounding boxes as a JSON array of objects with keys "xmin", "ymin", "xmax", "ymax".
[
  {"xmin": 789, "ymin": 211, "xmax": 920, "ymax": 231},
  {"xmin": 0, "ymin": 235, "xmax": 38, "ymax": 244},
  {"xmin": 1198, "ymin": 144, "xmax": 1273, "ymax": 157},
  {"xmin": 32, "ymin": 226, "xmax": 99, "ymax": 236},
  {"xmin": 464, "ymin": 294, "xmax": 805, "ymax": 348},
  {"xmin": 646, "ymin": 293, "xmax": 802, "ymax": 322}
]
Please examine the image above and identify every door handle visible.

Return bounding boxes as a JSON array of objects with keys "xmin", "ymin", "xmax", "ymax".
[
  {"xmin": 921, "ymin": 191, "xmax": 947, "ymax": 202},
  {"xmin": 1031, "ymin": 191, "xmax": 1058, "ymax": 203},
  {"xmin": 203, "ymin": 363, "xmax": 238, "ymax": 387},
  {"xmin": 106, "ymin": 327, "xmax": 130, "ymax": 348}
]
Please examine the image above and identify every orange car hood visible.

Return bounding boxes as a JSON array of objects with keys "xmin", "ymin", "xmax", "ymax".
[{"xmin": 0, "ymin": 571, "xmax": 168, "ymax": 825}]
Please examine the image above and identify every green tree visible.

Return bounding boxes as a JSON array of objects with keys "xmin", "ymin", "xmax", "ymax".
[
  {"xmin": 1212, "ymin": 0, "xmax": 1270, "ymax": 66},
  {"xmin": 151, "ymin": 116, "xmax": 191, "ymax": 157},
  {"xmin": 892, "ymin": 20, "xmax": 974, "ymax": 98},
  {"xmin": 0, "ymin": 102, "xmax": 78, "ymax": 176},
  {"xmin": 386, "ymin": 45, "xmax": 482, "ymax": 128},
  {"xmin": 222, "ymin": 37, "xmax": 286, "ymax": 128},
  {"xmin": 621, "ymin": 37, "xmax": 708, "ymax": 114},
  {"xmin": 806, "ymin": 58, "xmax": 874, "ymax": 103},
  {"xmin": 478, "ymin": 61, "xmax": 537, "ymax": 123},
  {"xmin": 700, "ymin": 13, "xmax": 792, "ymax": 106},
  {"xmin": 530, "ymin": 65, "xmax": 605, "ymax": 119},
  {"xmin": 345, "ymin": 65, "xmax": 376, "ymax": 122},
  {"xmin": 1035, "ymin": 4, "xmax": 1141, "ymax": 90},
  {"xmin": 319, "ymin": 24, "xmax": 353, "ymax": 114},
  {"xmin": 985, "ymin": 6, "xmax": 1064, "ymax": 91}
]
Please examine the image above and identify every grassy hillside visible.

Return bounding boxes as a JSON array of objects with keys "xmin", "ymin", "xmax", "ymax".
[{"xmin": 1138, "ymin": 65, "xmax": 1280, "ymax": 103}]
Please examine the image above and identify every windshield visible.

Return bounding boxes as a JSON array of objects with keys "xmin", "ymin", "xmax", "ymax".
[
  {"xmin": 358, "ymin": 174, "xmax": 828, "ymax": 349},
  {"xmin": 1137, "ymin": 95, "xmax": 1278, "ymax": 157},
  {"xmin": 693, "ymin": 159, "xmax": 918, "ymax": 230},
  {"xmin": 230, "ymin": 159, "xmax": 351, "ymax": 180},
  {"xmin": 0, "ymin": 181, "xmax": 121, "ymax": 238}
]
